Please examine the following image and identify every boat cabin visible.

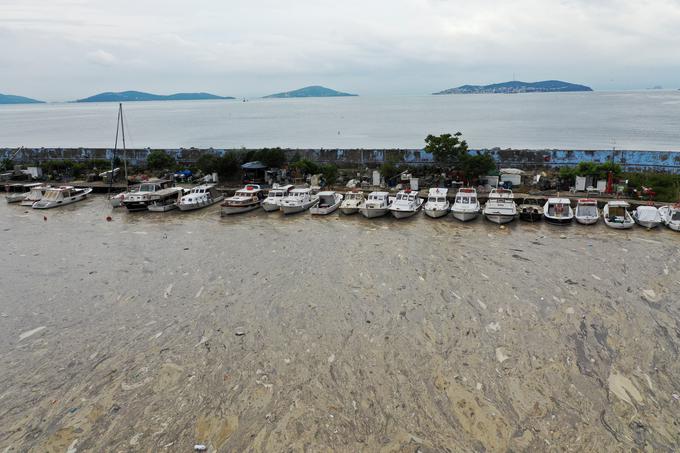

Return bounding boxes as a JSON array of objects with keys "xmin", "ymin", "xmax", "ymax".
[
  {"xmin": 455, "ymin": 189, "xmax": 478, "ymax": 205},
  {"xmin": 427, "ymin": 188, "xmax": 448, "ymax": 204}
]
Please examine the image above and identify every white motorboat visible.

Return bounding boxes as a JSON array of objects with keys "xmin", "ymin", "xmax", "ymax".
[
  {"xmin": 574, "ymin": 198, "xmax": 599, "ymax": 225},
  {"xmin": 147, "ymin": 187, "xmax": 184, "ymax": 212},
  {"xmin": 518, "ymin": 198, "xmax": 544, "ymax": 222},
  {"xmin": 339, "ymin": 190, "xmax": 365, "ymax": 215},
  {"xmin": 451, "ymin": 188, "xmax": 481, "ymax": 222},
  {"xmin": 483, "ymin": 188, "xmax": 517, "ymax": 224},
  {"xmin": 359, "ymin": 191, "xmax": 392, "ymax": 218},
  {"xmin": 659, "ymin": 204, "xmax": 680, "ymax": 231},
  {"xmin": 280, "ymin": 188, "xmax": 319, "ymax": 215},
  {"xmin": 221, "ymin": 184, "xmax": 265, "ymax": 215},
  {"xmin": 632, "ymin": 205, "xmax": 663, "ymax": 229},
  {"xmin": 389, "ymin": 189, "xmax": 423, "ymax": 219},
  {"xmin": 310, "ymin": 191, "xmax": 343, "ymax": 215},
  {"xmin": 5, "ymin": 183, "xmax": 42, "ymax": 203},
  {"xmin": 21, "ymin": 185, "xmax": 49, "ymax": 206},
  {"xmin": 543, "ymin": 198, "xmax": 574, "ymax": 225},
  {"xmin": 32, "ymin": 186, "xmax": 92, "ymax": 209},
  {"xmin": 110, "ymin": 185, "xmax": 140, "ymax": 208},
  {"xmin": 177, "ymin": 184, "xmax": 224, "ymax": 211},
  {"xmin": 423, "ymin": 188, "xmax": 449, "ymax": 218},
  {"xmin": 123, "ymin": 179, "xmax": 176, "ymax": 212},
  {"xmin": 261, "ymin": 184, "xmax": 293, "ymax": 212},
  {"xmin": 603, "ymin": 201, "xmax": 634, "ymax": 229}
]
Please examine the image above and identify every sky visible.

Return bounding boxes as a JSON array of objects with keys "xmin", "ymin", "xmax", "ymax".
[{"xmin": 1, "ymin": 0, "xmax": 680, "ymax": 101}]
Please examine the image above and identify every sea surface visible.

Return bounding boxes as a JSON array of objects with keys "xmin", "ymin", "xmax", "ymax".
[
  {"xmin": 1, "ymin": 197, "xmax": 680, "ymax": 451},
  {"xmin": 1, "ymin": 90, "xmax": 679, "ymax": 150}
]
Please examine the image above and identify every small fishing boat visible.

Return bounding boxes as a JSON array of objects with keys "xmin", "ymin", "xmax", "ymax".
[
  {"xmin": 518, "ymin": 197, "xmax": 544, "ymax": 222},
  {"xmin": 310, "ymin": 191, "xmax": 343, "ymax": 215},
  {"xmin": 450, "ymin": 188, "xmax": 480, "ymax": 222},
  {"xmin": 32, "ymin": 186, "xmax": 92, "ymax": 209},
  {"xmin": 359, "ymin": 191, "xmax": 392, "ymax": 218},
  {"xmin": 110, "ymin": 185, "xmax": 140, "ymax": 208},
  {"xmin": 261, "ymin": 184, "xmax": 294, "ymax": 212},
  {"xmin": 574, "ymin": 198, "xmax": 600, "ymax": 225},
  {"xmin": 483, "ymin": 188, "xmax": 517, "ymax": 224},
  {"xmin": 5, "ymin": 183, "xmax": 42, "ymax": 203},
  {"xmin": 389, "ymin": 189, "xmax": 423, "ymax": 219},
  {"xmin": 280, "ymin": 188, "xmax": 319, "ymax": 215},
  {"xmin": 123, "ymin": 179, "xmax": 176, "ymax": 212},
  {"xmin": 603, "ymin": 200, "xmax": 634, "ymax": 229},
  {"xmin": 147, "ymin": 187, "xmax": 184, "ymax": 212},
  {"xmin": 659, "ymin": 204, "xmax": 680, "ymax": 231},
  {"xmin": 177, "ymin": 184, "xmax": 224, "ymax": 211},
  {"xmin": 543, "ymin": 198, "xmax": 574, "ymax": 224},
  {"xmin": 423, "ymin": 188, "xmax": 449, "ymax": 218},
  {"xmin": 221, "ymin": 184, "xmax": 265, "ymax": 215},
  {"xmin": 21, "ymin": 185, "xmax": 49, "ymax": 206},
  {"xmin": 339, "ymin": 190, "xmax": 365, "ymax": 215},
  {"xmin": 632, "ymin": 205, "xmax": 663, "ymax": 229}
]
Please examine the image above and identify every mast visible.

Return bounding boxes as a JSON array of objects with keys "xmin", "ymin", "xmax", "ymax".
[
  {"xmin": 109, "ymin": 103, "xmax": 121, "ymax": 197},
  {"xmin": 120, "ymin": 103, "xmax": 128, "ymax": 187}
]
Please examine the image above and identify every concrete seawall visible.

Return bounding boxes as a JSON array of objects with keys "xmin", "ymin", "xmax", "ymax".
[{"xmin": 3, "ymin": 147, "xmax": 679, "ymax": 173}]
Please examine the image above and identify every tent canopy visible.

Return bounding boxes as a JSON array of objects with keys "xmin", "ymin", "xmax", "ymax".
[{"xmin": 241, "ymin": 161, "xmax": 267, "ymax": 170}]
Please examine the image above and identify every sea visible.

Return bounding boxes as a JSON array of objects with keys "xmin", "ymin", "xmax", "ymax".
[{"xmin": 1, "ymin": 90, "xmax": 679, "ymax": 150}]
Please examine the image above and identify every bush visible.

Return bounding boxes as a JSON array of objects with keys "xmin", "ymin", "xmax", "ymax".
[
  {"xmin": 146, "ymin": 150, "xmax": 176, "ymax": 172},
  {"xmin": 623, "ymin": 172, "xmax": 680, "ymax": 202},
  {"xmin": 320, "ymin": 163, "xmax": 338, "ymax": 185}
]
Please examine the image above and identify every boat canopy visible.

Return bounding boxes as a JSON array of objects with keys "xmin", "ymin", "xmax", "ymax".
[
  {"xmin": 241, "ymin": 161, "xmax": 267, "ymax": 170},
  {"xmin": 636, "ymin": 206, "xmax": 660, "ymax": 221}
]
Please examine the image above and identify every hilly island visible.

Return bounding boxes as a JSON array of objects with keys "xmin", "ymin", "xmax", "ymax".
[
  {"xmin": 264, "ymin": 85, "xmax": 357, "ymax": 98},
  {"xmin": 0, "ymin": 93, "xmax": 45, "ymax": 104},
  {"xmin": 76, "ymin": 91, "xmax": 234, "ymax": 103},
  {"xmin": 433, "ymin": 80, "xmax": 593, "ymax": 94}
]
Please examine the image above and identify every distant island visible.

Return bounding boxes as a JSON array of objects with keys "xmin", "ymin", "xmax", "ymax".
[
  {"xmin": 264, "ymin": 85, "xmax": 357, "ymax": 98},
  {"xmin": 76, "ymin": 91, "xmax": 234, "ymax": 103},
  {"xmin": 0, "ymin": 93, "xmax": 45, "ymax": 104},
  {"xmin": 433, "ymin": 80, "xmax": 593, "ymax": 95}
]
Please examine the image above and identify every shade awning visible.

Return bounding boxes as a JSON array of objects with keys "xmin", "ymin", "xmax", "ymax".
[{"xmin": 241, "ymin": 161, "xmax": 267, "ymax": 170}]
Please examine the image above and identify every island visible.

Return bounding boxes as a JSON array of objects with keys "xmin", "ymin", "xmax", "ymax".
[
  {"xmin": 433, "ymin": 80, "xmax": 593, "ymax": 95},
  {"xmin": 0, "ymin": 93, "xmax": 45, "ymax": 104},
  {"xmin": 76, "ymin": 91, "xmax": 234, "ymax": 103},
  {"xmin": 264, "ymin": 85, "xmax": 357, "ymax": 98}
]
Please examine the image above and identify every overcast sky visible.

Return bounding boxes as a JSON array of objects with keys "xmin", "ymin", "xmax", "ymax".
[{"xmin": 2, "ymin": 0, "xmax": 680, "ymax": 101}]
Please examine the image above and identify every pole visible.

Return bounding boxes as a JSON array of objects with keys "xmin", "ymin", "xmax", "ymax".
[
  {"xmin": 120, "ymin": 103, "xmax": 128, "ymax": 188},
  {"xmin": 109, "ymin": 104, "xmax": 121, "ymax": 197}
]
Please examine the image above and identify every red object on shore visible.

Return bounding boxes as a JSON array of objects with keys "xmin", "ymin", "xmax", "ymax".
[
  {"xmin": 606, "ymin": 172, "xmax": 613, "ymax": 194},
  {"xmin": 43, "ymin": 216, "xmax": 47, "ymax": 222},
  {"xmin": 106, "ymin": 216, "xmax": 112, "ymax": 222}
]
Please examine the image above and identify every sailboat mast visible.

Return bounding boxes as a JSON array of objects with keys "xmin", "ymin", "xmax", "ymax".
[
  {"xmin": 109, "ymin": 104, "xmax": 121, "ymax": 197},
  {"xmin": 119, "ymin": 103, "xmax": 128, "ymax": 187}
]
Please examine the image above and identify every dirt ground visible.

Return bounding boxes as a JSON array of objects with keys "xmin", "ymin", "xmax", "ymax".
[{"xmin": 1, "ymin": 196, "xmax": 679, "ymax": 452}]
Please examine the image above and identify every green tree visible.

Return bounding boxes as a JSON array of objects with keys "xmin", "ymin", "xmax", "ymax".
[
  {"xmin": 459, "ymin": 153, "xmax": 496, "ymax": 182},
  {"xmin": 320, "ymin": 163, "xmax": 338, "ymax": 185},
  {"xmin": 146, "ymin": 150, "xmax": 176, "ymax": 171},
  {"xmin": 0, "ymin": 158, "xmax": 13, "ymax": 171},
  {"xmin": 255, "ymin": 148, "xmax": 287, "ymax": 168},
  {"xmin": 196, "ymin": 154, "xmax": 220, "ymax": 174},
  {"xmin": 424, "ymin": 132, "xmax": 468, "ymax": 167},
  {"xmin": 380, "ymin": 160, "xmax": 400, "ymax": 181},
  {"xmin": 291, "ymin": 159, "xmax": 320, "ymax": 176}
]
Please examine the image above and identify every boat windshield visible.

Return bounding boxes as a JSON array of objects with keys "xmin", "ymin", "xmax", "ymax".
[
  {"xmin": 672, "ymin": 211, "xmax": 680, "ymax": 221},
  {"xmin": 139, "ymin": 184, "xmax": 157, "ymax": 192},
  {"xmin": 408, "ymin": 195, "xmax": 415, "ymax": 201},
  {"xmin": 42, "ymin": 190, "xmax": 61, "ymax": 200},
  {"xmin": 578, "ymin": 205, "xmax": 597, "ymax": 216},
  {"xmin": 268, "ymin": 191, "xmax": 282, "ymax": 197},
  {"xmin": 457, "ymin": 196, "xmax": 469, "ymax": 203}
]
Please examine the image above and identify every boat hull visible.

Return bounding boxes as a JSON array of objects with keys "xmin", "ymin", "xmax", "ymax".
[
  {"xmin": 310, "ymin": 203, "xmax": 340, "ymax": 215},
  {"xmin": 33, "ymin": 190, "xmax": 91, "ymax": 209},
  {"xmin": 604, "ymin": 219, "xmax": 634, "ymax": 229},
  {"xmin": 635, "ymin": 219, "xmax": 661, "ymax": 229},
  {"xmin": 280, "ymin": 200, "xmax": 318, "ymax": 215},
  {"xmin": 667, "ymin": 222, "xmax": 680, "ymax": 232},
  {"xmin": 451, "ymin": 210, "xmax": 479, "ymax": 222},
  {"xmin": 544, "ymin": 215, "xmax": 573, "ymax": 225},
  {"xmin": 360, "ymin": 208, "xmax": 389, "ymax": 218},
  {"xmin": 178, "ymin": 195, "xmax": 224, "ymax": 212},
  {"xmin": 221, "ymin": 203, "xmax": 260, "ymax": 215},
  {"xmin": 575, "ymin": 216, "xmax": 599, "ymax": 225},
  {"xmin": 390, "ymin": 208, "xmax": 420, "ymax": 219},
  {"xmin": 261, "ymin": 201, "xmax": 280, "ymax": 212},
  {"xmin": 340, "ymin": 207, "xmax": 359, "ymax": 215},
  {"xmin": 5, "ymin": 195, "xmax": 25, "ymax": 203},
  {"xmin": 424, "ymin": 208, "xmax": 448, "ymax": 218},
  {"xmin": 148, "ymin": 203, "xmax": 178, "ymax": 212},
  {"xmin": 484, "ymin": 213, "xmax": 515, "ymax": 224},
  {"xmin": 519, "ymin": 211, "xmax": 542, "ymax": 222}
]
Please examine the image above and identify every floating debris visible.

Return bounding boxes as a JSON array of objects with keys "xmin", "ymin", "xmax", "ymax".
[{"xmin": 19, "ymin": 326, "xmax": 46, "ymax": 341}]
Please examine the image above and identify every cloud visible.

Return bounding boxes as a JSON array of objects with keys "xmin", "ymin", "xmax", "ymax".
[{"xmin": 86, "ymin": 49, "xmax": 117, "ymax": 66}]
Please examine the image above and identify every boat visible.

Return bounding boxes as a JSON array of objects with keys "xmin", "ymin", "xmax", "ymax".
[
  {"xmin": 632, "ymin": 205, "xmax": 663, "ymax": 229},
  {"xmin": 221, "ymin": 185, "xmax": 265, "ymax": 215},
  {"xmin": 518, "ymin": 197, "xmax": 544, "ymax": 222},
  {"xmin": 310, "ymin": 191, "xmax": 343, "ymax": 215},
  {"xmin": 32, "ymin": 186, "xmax": 92, "ymax": 209},
  {"xmin": 122, "ymin": 179, "xmax": 176, "ymax": 212},
  {"xmin": 450, "ymin": 188, "xmax": 481, "ymax": 222},
  {"xmin": 359, "ymin": 191, "xmax": 392, "ymax": 218},
  {"xmin": 389, "ymin": 189, "xmax": 423, "ymax": 219},
  {"xmin": 603, "ymin": 201, "xmax": 634, "ymax": 229},
  {"xmin": 110, "ymin": 185, "xmax": 140, "ymax": 208},
  {"xmin": 543, "ymin": 198, "xmax": 574, "ymax": 224},
  {"xmin": 5, "ymin": 183, "xmax": 42, "ymax": 203},
  {"xmin": 574, "ymin": 198, "xmax": 600, "ymax": 225},
  {"xmin": 177, "ymin": 184, "xmax": 225, "ymax": 211},
  {"xmin": 21, "ymin": 185, "xmax": 49, "ymax": 206},
  {"xmin": 659, "ymin": 204, "xmax": 680, "ymax": 231},
  {"xmin": 482, "ymin": 188, "xmax": 517, "ymax": 224},
  {"xmin": 147, "ymin": 187, "xmax": 184, "ymax": 212},
  {"xmin": 423, "ymin": 188, "xmax": 450, "ymax": 218},
  {"xmin": 261, "ymin": 184, "xmax": 294, "ymax": 212},
  {"xmin": 280, "ymin": 188, "xmax": 319, "ymax": 215},
  {"xmin": 339, "ymin": 190, "xmax": 365, "ymax": 215}
]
